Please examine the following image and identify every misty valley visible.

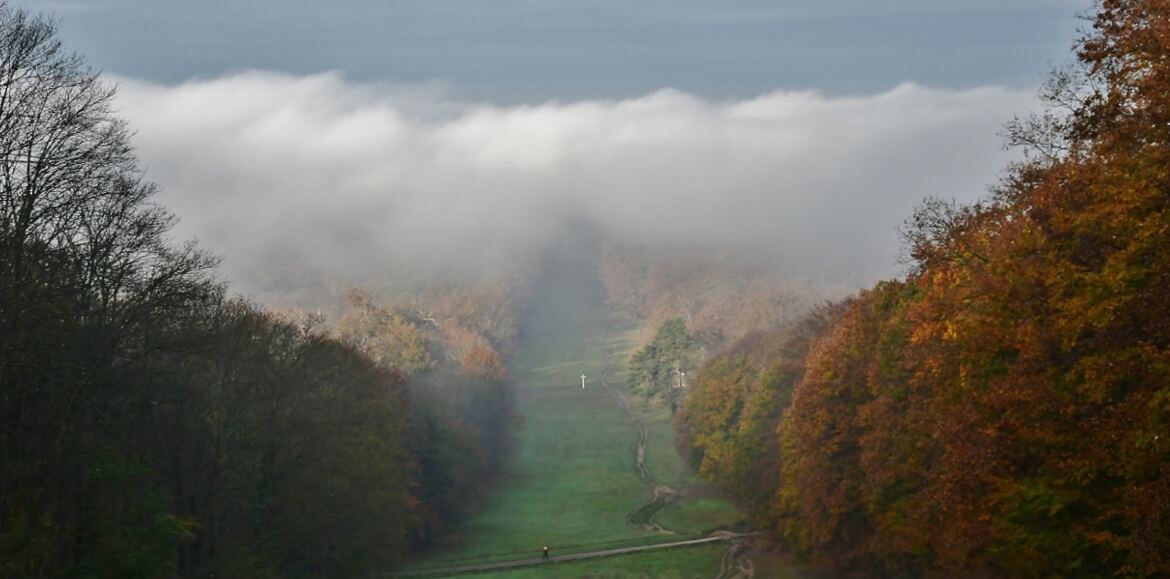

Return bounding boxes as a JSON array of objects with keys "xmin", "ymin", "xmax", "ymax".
[{"xmin": 3, "ymin": 1, "xmax": 1170, "ymax": 578}]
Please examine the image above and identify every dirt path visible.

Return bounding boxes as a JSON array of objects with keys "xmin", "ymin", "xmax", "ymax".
[
  {"xmin": 713, "ymin": 539, "xmax": 756, "ymax": 579},
  {"xmin": 599, "ymin": 354, "xmax": 680, "ymax": 534},
  {"xmin": 390, "ymin": 534, "xmax": 750, "ymax": 578},
  {"xmin": 602, "ymin": 353, "xmax": 760, "ymax": 579}
]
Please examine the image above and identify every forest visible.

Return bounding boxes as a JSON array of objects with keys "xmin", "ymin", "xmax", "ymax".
[
  {"xmin": 676, "ymin": 1, "xmax": 1170, "ymax": 576},
  {"xmin": 0, "ymin": 6, "xmax": 517, "ymax": 577},
  {"xmin": 4, "ymin": 0, "xmax": 1170, "ymax": 577}
]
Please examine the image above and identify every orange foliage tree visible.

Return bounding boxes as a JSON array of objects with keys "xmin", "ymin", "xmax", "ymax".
[
  {"xmin": 683, "ymin": 2, "xmax": 1170, "ymax": 576},
  {"xmin": 679, "ymin": 303, "xmax": 842, "ymax": 517}
]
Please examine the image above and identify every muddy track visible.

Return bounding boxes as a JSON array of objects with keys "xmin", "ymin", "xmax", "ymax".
[
  {"xmin": 599, "ymin": 354, "xmax": 679, "ymax": 534},
  {"xmin": 714, "ymin": 538, "xmax": 755, "ymax": 579},
  {"xmin": 603, "ymin": 353, "xmax": 758, "ymax": 579}
]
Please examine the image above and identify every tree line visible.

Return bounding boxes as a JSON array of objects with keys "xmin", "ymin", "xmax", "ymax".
[
  {"xmin": 0, "ymin": 5, "xmax": 511, "ymax": 577},
  {"xmin": 599, "ymin": 240, "xmax": 815, "ymax": 358},
  {"xmin": 603, "ymin": 240, "xmax": 815, "ymax": 415},
  {"xmin": 678, "ymin": 1, "xmax": 1170, "ymax": 576}
]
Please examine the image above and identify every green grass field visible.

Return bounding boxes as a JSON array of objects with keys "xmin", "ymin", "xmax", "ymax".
[
  {"xmin": 655, "ymin": 498, "xmax": 746, "ymax": 536},
  {"xmin": 404, "ymin": 253, "xmax": 746, "ymax": 575}
]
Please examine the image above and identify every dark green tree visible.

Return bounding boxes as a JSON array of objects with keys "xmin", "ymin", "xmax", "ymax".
[{"xmin": 628, "ymin": 318, "xmax": 696, "ymax": 406}]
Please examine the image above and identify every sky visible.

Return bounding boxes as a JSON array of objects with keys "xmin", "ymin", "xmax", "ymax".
[
  {"xmin": 32, "ymin": 0, "xmax": 1091, "ymax": 101},
  {"xmin": 13, "ymin": 0, "xmax": 1096, "ymax": 295}
]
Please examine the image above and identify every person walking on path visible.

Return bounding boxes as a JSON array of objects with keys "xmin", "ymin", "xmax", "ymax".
[{"xmin": 542, "ymin": 546, "xmax": 550, "ymax": 561}]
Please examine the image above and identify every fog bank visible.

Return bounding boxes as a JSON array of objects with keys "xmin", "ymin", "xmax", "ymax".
[{"xmin": 114, "ymin": 72, "xmax": 1036, "ymax": 297}]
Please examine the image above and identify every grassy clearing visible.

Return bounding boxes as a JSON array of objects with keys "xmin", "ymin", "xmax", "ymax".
[
  {"xmin": 404, "ymin": 252, "xmax": 760, "ymax": 576},
  {"xmin": 406, "ymin": 257, "xmax": 694, "ymax": 572},
  {"xmin": 655, "ymin": 498, "xmax": 747, "ymax": 535}
]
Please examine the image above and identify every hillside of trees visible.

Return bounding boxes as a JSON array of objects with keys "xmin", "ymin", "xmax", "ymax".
[
  {"xmin": 676, "ymin": 304, "xmax": 842, "ymax": 517},
  {"xmin": 0, "ymin": 6, "xmax": 511, "ymax": 577},
  {"xmin": 679, "ymin": 1, "xmax": 1170, "ymax": 576},
  {"xmin": 335, "ymin": 287, "xmax": 519, "ymax": 530}
]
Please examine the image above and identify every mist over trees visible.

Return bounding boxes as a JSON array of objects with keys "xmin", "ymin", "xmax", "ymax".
[
  {"xmin": 600, "ymin": 240, "xmax": 819, "ymax": 353},
  {"xmin": 5, "ymin": 0, "xmax": 1166, "ymax": 576},
  {"xmin": 678, "ymin": 1, "xmax": 1170, "ymax": 575},
  {"xmin": 601, "ymin": 240, "xmax": 821, "ymax": 423},
  {"xmin": 109, "ymin": 73, "xmax": 1033, "ymax": 298},
  {"xmin": 0, "ymin": 5, "xmax": 512, "ymax": 576},
  {"xmin": 335, "ymin": 286, "xmax": 519, "ymax": 517}
]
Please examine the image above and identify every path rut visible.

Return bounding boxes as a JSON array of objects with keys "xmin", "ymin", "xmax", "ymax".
[
  {"xmin": 602, "ymin": 353, "xmax": 758, "ymax": 578},
  {"xmin": 600, "ymin": 354, "xmax": 681, "ymax": 534}
]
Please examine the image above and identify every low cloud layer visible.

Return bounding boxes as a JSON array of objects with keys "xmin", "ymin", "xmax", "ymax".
[{"xmin": 114, "ymin": 72, "xmax": 1036, "ymax": 295}]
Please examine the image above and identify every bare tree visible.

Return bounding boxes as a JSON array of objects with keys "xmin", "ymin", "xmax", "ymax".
[{"xmin": 0, "ymin": 5, "xmax": 217, "ymax": 574}]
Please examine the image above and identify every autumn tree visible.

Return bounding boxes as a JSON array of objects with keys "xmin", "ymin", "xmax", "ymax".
[
  {"xmin": 682, "ymin": 2, "xmax": 1170, "ymax": 576},
  {"xmin": 336, "ymin": 287, "xmax": 516, "ymax": 541},
  {"xmin": 679, "ymin": 303, "xmax": 842, "ymax": 518},
  {"xmin": 340, "ymin": 288, "xmax": 435, "ymax": 375},
  {"xmin": 0, "ymin": 6, "xmax": 218, "ymax": 574},
  {"xmin": 600, "ymin": 240, "xmax": 812, "ymax": 358}
]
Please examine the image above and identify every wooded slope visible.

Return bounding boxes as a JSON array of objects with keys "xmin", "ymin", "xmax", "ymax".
[{"xmin": 681, "ymin": 2, "xmax": 1170, "ymax": 575}]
